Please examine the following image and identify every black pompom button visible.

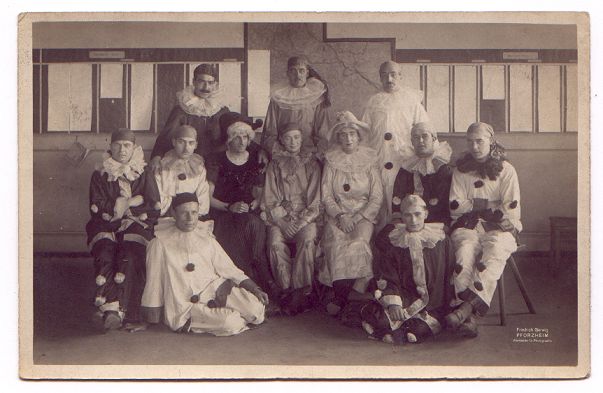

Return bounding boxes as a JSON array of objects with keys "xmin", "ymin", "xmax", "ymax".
[
  {"xmin": 384, "ymin": 162, "xmax": 393, "ymax": 170},
  {"xmin": 509, "ymin": 200, "xmax": 518, "ymax": 209},
  {"xmin": 474, "ymin": 282, "xmax": 484, "ymax": 291},
  {"xmin": 186, "ymin": 263, "xmax": 195, "ymax": 272},
  {"xmin": 454, "ymin": 264, "xmax": 463, "ymax": 274},
  {"xmin": 343, "ymin": 184, "xmax": 350, "ymax": 192},
  {"xmin": 474, "ymin": 180, "xmax": 484, "ymax": 188},
  {"xmin": 476, "ymin": 262, "xmax": 487, "ymax": 272},
  {"xmin": 384, "ymin": 132, "xmax": 393, "ymax": 141},
  {"xmin": 178, "ymin": 173, "xmax": 187, "ymax": 181},
  {"xmin": 190, "ymin": 294, "xmax": 200, "ymax": 303},
  {"xmin": 450, "ymin": 200, "xmax": 459, "ymax": 210}
]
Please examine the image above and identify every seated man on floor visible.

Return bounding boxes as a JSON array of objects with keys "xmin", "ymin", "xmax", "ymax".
[
  {"xmin": 392, "ymin": 122, "xmax": 453, "ymax": 227},
  {"xmin": 445, "ymin": 122, "xmax": 522, "ymax": 338},
  {"xmin": 141, "ymin": 193, "xmax": 268, "ymax": 336},
  {"xmin": 361, "ymin": 195, "xmax": 455, "ymax": 345},
  {"xmin": 154, "ymin": 125, "xmax": 210, "ymax": 219},
  {"xmin": 86, "ymin": 130, "xmax": 160, "ymax": 332}
]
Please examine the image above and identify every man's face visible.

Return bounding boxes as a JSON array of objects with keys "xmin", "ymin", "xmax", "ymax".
[
  {"xmin": 193, "ymin": 74, "xmax": 217, "ymax": 98},
  {"xmin": 287, "ymin": 64, "xmax": 309, "ymax": 88},
  {"xmin": 227, "ymin": 134, "xmax": 250, "ymax": 154},
  {"xmin": 174, "ymin": 202, "xmax": 199, "ymax": 232},
  {"xmin": 172, "ymin": 137, "xmax": 197, "ymax": 159},
  {"xmin": 338, "ymin": 127, "xmax": 360, "ymax": 154},
  {"xmin": 110, "ymin": 140, "xmax": 135, "ymax": 164},
  {"xmin": 402, "ymin": 204, "xmax": 428, "ymax": 232},
  {"xmin": 467, "ymin": 128, "xmax": 492, "ymax": 162},
  {"xmin": 380, "ymin": 63, "xmax": 402, "ymax": 93},
  {"xmin": 280, "ymin": 129, "xmax": 302, "ymax": 154},
  {"xmin": 411, "ymin": 127, "xmax": 436, "ymax": 158}
]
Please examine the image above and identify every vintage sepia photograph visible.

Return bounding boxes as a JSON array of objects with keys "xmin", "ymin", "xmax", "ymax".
[{"xmin": 18, "ymin": 11, "xmax": 590, "ymax": 380}]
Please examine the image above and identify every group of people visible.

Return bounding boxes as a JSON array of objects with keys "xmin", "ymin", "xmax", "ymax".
[{"xmin": 85, "ymin": 56, "xmax": 521, "ymax": 343}]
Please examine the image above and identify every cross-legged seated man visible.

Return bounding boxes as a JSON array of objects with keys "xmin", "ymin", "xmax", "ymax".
[
  {"xmin": 141, "ymin": 193, "xmax": 268, "ymax": 336},
  {"xmin": 445, "ymin": 122, "xmax": 522, "ymax": 338}
]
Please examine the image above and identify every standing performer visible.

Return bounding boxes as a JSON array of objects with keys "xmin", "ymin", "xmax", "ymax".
[
  {"xmin": 445, "ymin": 122, "xmax": 522, "ymax": 338},
  {"xmin": 362, "ymin": 61, "xmax": 430, "ymax": 229},
  {"xmin": 86, "ymin": 130, "xmax": 160, "ymax": 331},
  {"xmin": 141, "ymin": 193, "xmax": 268, "ymax": 336},
  {"xmin": 261, "ymin": 56, "xmax": 333, "ymax": 160}
]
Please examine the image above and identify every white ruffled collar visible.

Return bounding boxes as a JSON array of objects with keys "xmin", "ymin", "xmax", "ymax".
[
  {"xmin": 177, "ymin": 85, "xmax": 224, "ymax": 117},
  {"xmin": 155, "ymin": 217, "xmax": 215, "ymax": 242},
  {"xmin": 271, "ymin": 78, "xmax": 326, "ymax": 110},
  {"xmin": 98, "ymin": 145, "xmax": 146, "ymax": 182},
  {"xmin": 398, "ymin": 141, "xmax": 452, "ymax": 176},
  {"xmin": 272, "ymin": 148, "xmax": 313, "ymax": 183},
  {"xmin": 324, "ymin": 145, "xmax": 379, "ymax": 173},
  {"xmin": 388, "ymin": 222, "xmax": 446, "ymax": 250},
  {"xmin": 160, "ymin": 149, "xmax": 205, "ymax": 178}
]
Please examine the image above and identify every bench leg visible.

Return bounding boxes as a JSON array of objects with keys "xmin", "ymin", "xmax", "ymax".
[
  {"xmin": 498, "ymin": 273, "xmax": 506, "ymax": 326},
  {"xmin": 508, "ymin": 256, "xmax": 537, "ymax": 314}
]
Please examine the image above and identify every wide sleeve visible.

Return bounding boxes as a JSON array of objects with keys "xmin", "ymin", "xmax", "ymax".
[
  {"xmin": 195, "ymin": 166, "xmax": 211, "ymax": 216},
  {"xmin": 260, "ymin": 100, "xmax": 279, "ymax": 156},
  {"xmin": 358, "ymin": 165, "xmax": 384, "ymax": 223},
  {"xmin": 498, "ymin": 163, "xmax": 522, "ymax": 231},
  {"xmin": 312, "ymin": 100, "xmax": 333, "ymax": 156},
  {"xmin": 89, "ymin": 171, "xmax": 114, "ymax": 217},
  {"xmin": 361, "ymin": 99, "xmax": 386, "ymax": 155},
  {"xmin": 373, "ymin": 228, "xmax": 404, "ymax": 308},
  {"xmin": 262, "ymin": 162, "xmax": 287, "ymax": 223},
  {"xmin": 429, "ymin": 165, "xmax": 453, "ymax": 226},
  {"xmin": 210, "ymin": 239, "xmax": 250, "ymax": 285},
  {"xmin": 299, "ymin": 159, "xmax": 322, "ymax": 223},
  {"xmin": 321, "ymin": 164, "xmax": 344, "ymax": 218},
  {"xmin": 141, "ymin": 238, "xmax": 165, "ymax": 323},
  {"xmin": 151, "ymin": 105, "xmax": 185, "ymax": 159},
  {"xmin": 449, "ymin": 169, "xmax": 473, "ymax": 222}
]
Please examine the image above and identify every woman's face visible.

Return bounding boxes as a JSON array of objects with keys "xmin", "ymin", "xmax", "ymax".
[
  {"xmin": 338, "ymin": 127, "xmax": 360, "ymax": 154},
  {"xmin": 227, "ymin": 134, "xmax": 251, "ymax": 154},
  {"xmin": 466, "ymin": 128, "xmax": 492, "ymax": 162},
  {"xmin": 280, "ymin": 129, "xmax": 302, "ymax": 154}
]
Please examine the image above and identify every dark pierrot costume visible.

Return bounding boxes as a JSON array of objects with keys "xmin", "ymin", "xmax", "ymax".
[{"xmin": 86, "ymin": 130, "xmax": 160, "ymax": 325}]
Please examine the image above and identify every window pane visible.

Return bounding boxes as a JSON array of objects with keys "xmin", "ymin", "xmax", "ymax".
[
  {"xmin": 48, "ymin": 63, "xmax": 93, "ymax": 132},
  {"xmin": 538, "ymin": 65, "xmax": 561, "ymax": 132},
  {"xmin": 130, "ymin": 63, "xmax": 154, "ymax": 131},
  {"xmin": 509, "ymin": 64, "xmax": 533, "ymax": 132},
  {"xmin": 399, "ymin": 64, "xmax": 421, "ymax": 91},
  {"xmin": 248, "ymin": 50, "xmax": 271, "ymax": 118},
  {"xmin": 426, "ymin": 65, "xmax": 450, "ymax": 132},
  {"xmin": 454, "ymin": 65, "xmax": 477, "ymax": 132}
]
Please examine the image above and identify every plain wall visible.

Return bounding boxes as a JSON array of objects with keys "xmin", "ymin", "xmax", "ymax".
[{"xmin": 32, "ymin": 22, "xmax": 579, "ymax": 252}]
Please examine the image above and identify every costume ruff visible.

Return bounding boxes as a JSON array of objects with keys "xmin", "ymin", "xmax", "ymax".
[
  {"xmin": 160, "ymin": 149, "xmax": 205, "ymax": 178},
  {"xmin": 98, "ymin": 145, "xmax": 146, "ymax": 182},
  {"xmin": 272, "ymin": 148, "xmax": 313, "ymax": 185},
  {"xmin": 177, "ymin": 85, "xmax": 224, "ymax": 117},
  {"xmin": 398, "ymin": 141, "xmax": 452, "ymax": 177},
  {"xmin": 270, "ymin": 78, "xmax": 326, "ymax": 110},
  {"xmin": 324, "ymin": 145, "xmax": 379, "ymax": 173}
]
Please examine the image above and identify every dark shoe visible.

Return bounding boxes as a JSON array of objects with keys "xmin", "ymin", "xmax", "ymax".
[
  {"xmin": 445, "ymin": 301, "xmax": 473, "ymax": 330},
  {"xmin": 457, "ymin": 313, "xmax": 479, "ymax": 338}
]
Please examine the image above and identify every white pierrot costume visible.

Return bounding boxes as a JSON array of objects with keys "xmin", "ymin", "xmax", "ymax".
[
  {"xmin": 361, "ymin": 87, "xmax": 430, "ymax": 228},
  {"xmin": 449, "ymin": 159, "xmax": 522, "ymax": 314},
  {"xmin": 142, "ymin": 219, "xmax": 265, "ymax": 336}
]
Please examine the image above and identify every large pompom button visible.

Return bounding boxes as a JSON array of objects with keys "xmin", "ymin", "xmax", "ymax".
[
  {"xmin": 384, "ymin": 132, "xmax": 393, "ymax": 141},
  {"xmin": 392, "ymin": 196, "xmax": 402, "ymax": 206},
  {"xmin": 384, "ymin": 162, "xmax": 393, "ymax": 170},
  {"xmin": 94, "ymin": 296, "xmax": 107, "ymax": 307},
  {"xmin": 90, "ymin": 204, "xmax": 99, "ymax": 213},
  {"xmin": 454, "ymin": 264, "xmax": 463, "ymax": 274},
  {"xmin": 190, "ymin": 294, "xmax": 200, "ymax": 303},
  {"xmin": 474, "ymin": 180, "xmax": 484, "ymax": 188},
  {"xmin": 474, "ymin": 281, "xmax": 484, "ymax": 291},
  {"xmin": 95, "ymin": 275, "xmax": 106, "ymax": 286},
  {"xmin": 186, "ymin": 263, "xmax": 195, "ymax": 272},
  {"xmin": 178, "ymin": 173, "xmax": 187, "ymax": 181},
  {"xmin": 429, "ymin": 198, "xmax": 439, "ymax": 206},
  {"xmin": 450, "ymin": 200, "xmax": 459, "ymax": 210},
  {"xmin": 114, "ymin": 272, "xmax": 125, "ymax": 284},
  {"xmin": 509, "ymin": 200, "xmax": 518, "ymax": 209},
  {"xmin": 343, "ymin": 184, "xmax": 350, "ymax": 192}
]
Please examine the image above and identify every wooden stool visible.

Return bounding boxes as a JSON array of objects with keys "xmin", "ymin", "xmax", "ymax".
[{"xmin": 496, "ymin": 250, "xmax": 536, "ymax": 326}]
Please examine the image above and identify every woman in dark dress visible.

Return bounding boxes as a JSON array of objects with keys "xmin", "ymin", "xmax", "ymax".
[{"xmin": 206, "ymin": 112, "xmax": 275, "ymax": 296}]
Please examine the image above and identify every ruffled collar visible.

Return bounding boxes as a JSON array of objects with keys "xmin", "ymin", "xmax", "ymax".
[
  {"xmin": 324, "ymin": 145, "xmax": 378, "ymax": 173},
  {"xmin": 160, "ymin": 149, "xmax": 205, "ymax": 178},
  {"xmin": 98, "ymin": 145, "xmax": 146, "ymax": 182},
  {"xmin": 271, "ymin": 77, "xmax": 326, "ymax": 110},
  {"xmin": 177, "ymin": 85, "xmax": 224, "ymax": 117},
  {"xmin": 272, "ymin": 147, "xmax": 313, "ymax": 184},
  {"xmin": 388, "ymin": 222, "xmax": 445, "ymax": 250},
  {"xmin": 399, "ymin": 141, "xmax": 452, "ymax": 176},
  {"xmin": 456, "ymin": 152, "xmax": 506, "ymax": 181}
]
